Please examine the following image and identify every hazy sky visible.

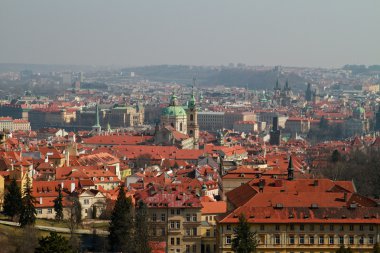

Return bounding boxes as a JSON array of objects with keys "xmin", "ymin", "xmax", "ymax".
[{"xmin": 1, "ymin": 0, "xmax": 379, "ymax": 68}]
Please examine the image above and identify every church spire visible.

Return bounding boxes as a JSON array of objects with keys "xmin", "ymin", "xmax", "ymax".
[{"xmin": 92, "ymin": 104, "xmax": 101, "ymax": 133}]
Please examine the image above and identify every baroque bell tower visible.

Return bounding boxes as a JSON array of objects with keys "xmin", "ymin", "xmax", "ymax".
[{"xmin": 187, "ymin": 77, "xmax": 199, "ymax": 149}]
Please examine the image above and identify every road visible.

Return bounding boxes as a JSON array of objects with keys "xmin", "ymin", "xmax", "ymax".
[{"xmin": 0, "ymin": 220, "xmax": 109, "ymax": 235}]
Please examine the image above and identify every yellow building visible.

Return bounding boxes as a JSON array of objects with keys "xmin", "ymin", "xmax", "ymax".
[
  {"xmin": 135, "ymin": 189, "xmax": 203, "ymax": 253},
  {"xmin": 201, "ymin": 198, "xmax": 227, "ymax": 253},
  {"xmin": 217, "ymin": 177, "xmax": 380, "ymax": 253}
]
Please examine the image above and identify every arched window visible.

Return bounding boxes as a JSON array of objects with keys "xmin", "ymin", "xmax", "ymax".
[
  {"xmin": 190, "ymin": 114, "xmax": 194, "ymax": 121},
  {"xmin": 180, "ymin": 123, "xmax": 183, "ymax": 131},
  {"xmin": 189, "ymin": 130, "xmax": 193, "ymax": 136},
  {"xmin": 171, "ymin": 123, "xmax": 174, "ymax": 128}
]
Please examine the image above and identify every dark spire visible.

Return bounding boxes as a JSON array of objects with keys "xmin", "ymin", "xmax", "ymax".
[
  {"xmin": 284, "ymin": 79, "xmax": 289, "ymax": 90},
  {"xmin": 287, "ymin": 155, "xmax": 294, "ymax": 180},
  {"xmin": 274, "ymin": 78, "xmax": 280, "ymax": 90}
]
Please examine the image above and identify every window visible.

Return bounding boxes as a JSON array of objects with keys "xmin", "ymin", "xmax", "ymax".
[
  {"xmin": 289, "ymin": 235, "xmax": 295, "ymax": 244},
  {"xmin": 349, "ymin": 236, "xmax": 354, "ymax": 244},
  {"xmin": 275, "ymin": 235, "xmax": 280, "ymax": 244},
  {"xmin": 226, "ymin": 235, "xmax": 232, "ymax": 244},
  {"xmin": 329, "ymin": 236, "xmax": 334, "ymax": 245},
  {"xmin": 190, "ymin": 114, "xmax": 194, "ymax": 121},
  {"xmin": 161, "ymin": 214, "xmax": 166, "ymax": 221},
  {"xmin": 161, "ymin": 228, "xmax": 165, "ymax": 235},
  {"xmin": 369, "ymin": 236, "xmax": 374, "ymax": 244},
  {"xmin": 84, "ymin": 199, "xmax": 90, "ymax": 205},
  {"xmin": 177, "ymin": 209, "xmax": 181, "ymax": 215},
  {"xmin": 152, "ymin": 213, "xmax": 157, "ymax": 221},
  {"xmin": 206, "ymin": 229, "xmax": 211, "ymax": 237},
  {"xmin": 180, "ymin": 123, "xmax": 183, "ymax": 131},
  {"xmin": 310, "ymin": 224, "xmax": 314, "ymax": 231},
  {"xmin": 176, "ymin": 221, "xmax": 180, "ymax": 229},
  {"xmin": 370, "ymin": 225, "xmax": 374, "ymax": 231},
  {"xmin": 192, "ymin": 214, "xmax": 197, "ymax": 222},
  {"xmin": 85, "ymin": 209, "xmax": 88, "ymax": 213},
  {"xmin": 349, "ymin": 224, "xmax": 354, "ymax": 231},
  {"xmin": 290, "ymin": 224, "xmax": 294, "ymax": 231},
  {"xmin": 339, "ymin": 236, "xmax": 344, "ymax": 244},
  {"xmin": 299, "ymin": 235, "xmax": 305, "ymax": 244},
  {"xmin": 359, "ymin": 236, "xmax": 364, "ymax": 244},
  {"xmin": 309, "ymin": 236, "xmax": 315, "ymax": 244},
  {"xmin": 176, "ymin": 238, "xmax": 180, "ymax": 245},
  {"xmin": 275, "ymin": 225, "xmax": 280, "ymax": 231},
  {"xmin": 339, "ymin": 225, "xmax": 344, "ymax": 231},
  {"xmin": 192, "ymin": 245, "xmax": 196, "ymax": 253},
  {"xmin": 171, "ymin": 209, "xmax": 175, "ymax": 215},
  {"xmin": 359, "ymin": 225, "xmax": 364, "ymax": 231},
  {"xmin": 193, "ymin": 228, "xmax": 197, "ymax": 236},
  {"xmin": 227, "ymin": 225, "xmax": 231, "ymax": 231},
  {"xmin": 37, "ymin": 209, "xmax": 42, "ymax": 214},
  {"xmin": 319, "ymin": 236, "xmax": 324, "ymax": 244},
  {"xmin": 260, "ymin": 224, "xmax": 265, "ymax": 231},
  {"xmin": 186, "ymin": 214, "xmax": 191, "ymax": 221},
  {"xmin": 329, "ymin": 224, "xmax": 334, "ymax": 231},
  {"xmin": 186, "ymin": 245, "xmax": 190, "ymax": 253},
  {"xmin": 171, "ymin": 238, "xmax": 175, "ymax": 245},
  {"xmin": 170, "ymin": 221, "xmax": 175, "ymax": 229},
  {"xmin": 300, "ymin": 224, "xmax": 304, "ymax": 231},
  {"xmin": 47, "ymin": 208, "xmax": 52, "ymax": 214},
  {"xmin": 320, "ymin": 225, "xmax": 324, "ymax": 231}
]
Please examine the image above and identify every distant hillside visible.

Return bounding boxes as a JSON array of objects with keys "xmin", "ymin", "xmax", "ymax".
[{"xmin": 121, "ymin": 65, "xmax": 307, "ymax": 90}]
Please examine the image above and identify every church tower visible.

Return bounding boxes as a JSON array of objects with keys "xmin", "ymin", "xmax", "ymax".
[
  {"xmin": 187, "ymin": 78, "xmax": 199, "ymax": 149},
  {"xmin": 92, "ymin": 104, "xmax": 101, "ymax": 134}
]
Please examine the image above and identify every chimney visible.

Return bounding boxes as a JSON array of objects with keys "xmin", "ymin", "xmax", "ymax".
[
  {"xmin": 39, "ymin": 197, "xmax": 43, "ymax": 205},
  {"xmin": 61, "ymin": 181, "xmax": 64, "ymax": 189},
  {"xmin": 70, "ymin": 182, "xmax": 75, "ymax": 192},
  {"xmin": 65, "ymin": 150, "xmax": 70, "ymax": 167}
]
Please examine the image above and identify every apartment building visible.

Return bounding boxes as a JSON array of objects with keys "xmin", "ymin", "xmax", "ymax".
[
  {"xmin": 217, "ymin": 177, "xmax": 380, "ymax": 253},
  {"xmin": 135, "ymin": 188, "xmax": 203, "ymax": 253}
]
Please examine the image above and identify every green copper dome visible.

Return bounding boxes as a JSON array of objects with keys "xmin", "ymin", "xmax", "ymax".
[
  {"xmin": 161, "ymin": 106, "xmax": 187, "ymax": 117},
  {"xmin": 354, "ymin": 106, "xmax": 365, "ymax": 114}
]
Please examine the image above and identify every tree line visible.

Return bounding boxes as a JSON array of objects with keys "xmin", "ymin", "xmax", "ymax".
[{"xmin": 320, "ymin": 148, "xmax": 380, "ymax": 198}]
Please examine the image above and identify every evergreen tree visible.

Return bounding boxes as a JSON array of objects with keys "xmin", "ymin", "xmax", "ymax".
[
  {"xmin": 53, "ymin": 185, "xmax": 64, "ymax": 221},
  {"xmin": 108, "ymin": 184, "xmax": 134, "ymax": 252},
  {"xmin": 3, "ymin": 178, "xmax": 22, "ymax": 219},
  {"xmin": 331, "ymin": 149, "xmax": 342, "ymax": 163},
  {"xmin": 336, "ymin": 245, "xmax": 347, "ymax": 253},
  {"xmin": 35, "ymin": 232, "xmax": 73, "ymax": 253},
  {"xmin": 19, "ymin": 175, "xmax": 36, "ymax": 227},
  {"xmin": 374, "ymin": 243, "xmax": 380, "ymax": 253},
  {"xmin": 232, "ymin": 214, "xmax": 258, "ymax": 253},
  {"xmin": 134, "ymin": 201, "xmax": 151, "ymax": 253}
]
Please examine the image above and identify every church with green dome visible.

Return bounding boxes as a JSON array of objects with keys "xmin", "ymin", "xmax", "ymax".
[{"xmin": 154, "ymin": 89, "xmax": 199, "ymax": 149}]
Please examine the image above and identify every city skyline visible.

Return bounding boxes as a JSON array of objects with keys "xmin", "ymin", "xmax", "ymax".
[{"xmin": 1, "ymin": 0, "xmax": 379, "ymax": 68}]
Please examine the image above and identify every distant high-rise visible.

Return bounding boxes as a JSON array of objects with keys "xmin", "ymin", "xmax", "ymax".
[{"xmin": 269, "ymin": 116, "xmax": 281, "ymax": 145}]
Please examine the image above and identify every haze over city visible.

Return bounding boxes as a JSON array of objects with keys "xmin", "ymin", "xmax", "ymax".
[
  {"xmin": 1, "ymin": 0, "xmax": 379, "ymax": 67},
  {"xmin": 1, "ymin": 1, "xmax": 380, "ymax": 253}
]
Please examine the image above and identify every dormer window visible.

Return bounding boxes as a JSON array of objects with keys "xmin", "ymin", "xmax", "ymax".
[
  {"xmin": 100, "ymin": 177, "xmax": 104, "ymax": 181},
  {"xmin": 110, "ymin": 177, "xmax": 113, "ymax": 181}
]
